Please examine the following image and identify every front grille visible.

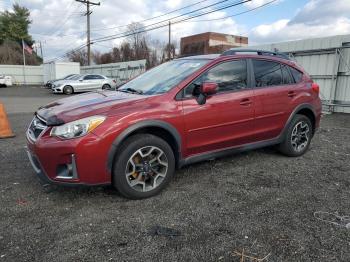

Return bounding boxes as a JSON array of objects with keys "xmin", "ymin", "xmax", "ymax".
[{"xmin": 27, "ymin": 115, "xmax": 47, "ymax": 141}]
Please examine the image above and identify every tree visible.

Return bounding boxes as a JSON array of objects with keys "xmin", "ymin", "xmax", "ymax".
[
  {"xmin": 0, "ymin": 4, "xmax": 32, "ymax": 45},
  {"xmin": 0, "ymin": 39, "xmax": 42, "ymax": 65},
  {"xmin": 0, "ymin": 4, "xmax": 41, "ymax": 65},
  {"xmin": 67, "ymin": 49, "xmax": 88, "ymax": 66},
  {"xmin": 85, "ymin": 23, "xmax": 178, "ymax": 68}
]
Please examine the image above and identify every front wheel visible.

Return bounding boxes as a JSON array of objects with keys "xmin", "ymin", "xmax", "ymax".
[
  {"xmin": 63, "ymin": 85, "xmax": 74, "ymax": 95},
  {"xmin": 278, "ymin": 114, "xmax": 313, "ymax": 157},
  {"xmin": 112, "ymin": 134, "xmax": 175, "ymax": 199}
]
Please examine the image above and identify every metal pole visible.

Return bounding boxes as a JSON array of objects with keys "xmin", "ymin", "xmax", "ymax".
[
  {"xmin": 87, "ymin": 2, "xmax": 91, "ymax": 65},
  {"xmin": 168, "ymin": 21, "xmax": 171, "ymax": 60},
  {"xmin": 22, "ymin": 39, "xmax": 27, "ymax": 86},
  {"xmin": 76, "ymin": 0, "xmax": 100, "ymax": 65},
  {"xmin": 40, "ymin": 41, "xmax": 44, "ymax": 61}
]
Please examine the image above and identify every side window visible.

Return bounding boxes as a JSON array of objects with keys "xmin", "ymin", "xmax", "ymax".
[
  {"xmin": 93, "ymin": 75, "xmax": 104, "ymax": 79},
  {"xmin": 289, "ymin": 67, "xmax": 303, "ymax": 83},
  {"xmin": 253, "ymin": 60, "xmax": 283, "ymax": 87},
  {"xmin": 184, "ymin": 60, "xmax": 247, "ymax": 97},
  {"xmin": 83, "ymin": 75, "xmax": 93, "ymax": 80},
  {"xmin": 281, "ymin": 65, "xmax": 293, "ymax": 84}
]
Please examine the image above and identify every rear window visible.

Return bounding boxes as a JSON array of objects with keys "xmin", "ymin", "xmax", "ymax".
[
  {"xmin": 281, "ymin": 65, "xmax": 293, "ymax": 84},
  {"xmin": 289, "ymin": 67, "xmax": 303, "ymax": 83},
  {"xmin": 253, "ymin": 60, "xmax": 283, "ymax": 87}
]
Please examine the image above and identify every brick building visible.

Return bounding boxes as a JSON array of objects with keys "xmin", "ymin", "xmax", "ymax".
[{"xmin": 180, "ymin": 32, "xmax": 248, "ymax": 56}]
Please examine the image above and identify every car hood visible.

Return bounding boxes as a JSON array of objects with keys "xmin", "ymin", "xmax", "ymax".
[{"xmin": 36, "ymin": 91, "xmax": 148, "ymax": 125}]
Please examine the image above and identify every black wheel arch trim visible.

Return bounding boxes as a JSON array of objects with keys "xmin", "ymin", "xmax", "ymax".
[
  {"xmin": 106, "ymin": 120, "xmax": 182, "ymax": 173},
  {"xmin": 280, "ymin": 103, "xmax": 317, "ymax": 139}
]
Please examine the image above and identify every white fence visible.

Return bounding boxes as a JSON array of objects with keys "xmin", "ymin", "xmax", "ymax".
[
  {"xmin": 0, "ymin": 59, "xmax": 147, "ymax": 86},
  {"xmin": 81, "ymin": 60, "xmax": 146, "ymax": 86},
  {"xmin": 0, "ymin": 64, "xmax": 43, "ymax": 85}
]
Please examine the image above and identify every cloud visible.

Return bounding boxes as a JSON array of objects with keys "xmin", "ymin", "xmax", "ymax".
[
  {"xmin": 290, "ymin": 0, "xmax": 350, "ymax": 25},
  {"xmin": 4, "ymin": 0, "xmax": 350, "ymax": 59},
  {"xmin": 244, "ymin": 0, "xmax": 282, "ymax": 9},
  {"xmin": 21, "ymin": 0, "xmax": 246, "ymax": 60},
  {"xmin": 250, "ymin": 0, "xmax": 350, "ymax": 44}
]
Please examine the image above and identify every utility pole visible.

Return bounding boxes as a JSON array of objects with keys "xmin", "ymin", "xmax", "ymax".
[
  {"xmin": 40, "ymin": 41, "xmax": 44, "ymax": 61},
  {"xmin": 76, "ymin": 0, "xmax": 100, "ymax": 65},
  {"xmin": 168, "ymin": 21, "xmax": 171, "ymax": 60}
]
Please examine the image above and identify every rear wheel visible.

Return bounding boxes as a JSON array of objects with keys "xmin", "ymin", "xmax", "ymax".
[
  {"xmin": 63, "ymin": 85, "xmax": 73, "ymax": 95},
  {"xmin": 112, "ymin": 134, "xmax": 175, "ymax": 199},
  {"xmin": 278, "ymin": 114, "xmax": 312, "ymax": 157},
  {"xmin": 102, "ymin": 84, "xmax": 111, "ymax": 90}
]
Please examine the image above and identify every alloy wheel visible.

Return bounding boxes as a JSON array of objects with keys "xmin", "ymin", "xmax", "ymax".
[
  {"xmin": 290, "ymin": 121, "xmax": 310, "ymax": 152},
  {"xmin": 125, "ymin": 146, "xmax": 168, "ymax": 192}
]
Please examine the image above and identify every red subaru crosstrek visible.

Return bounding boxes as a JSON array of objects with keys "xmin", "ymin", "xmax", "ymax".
[{"xmin": 26, "ymin": 49, "xmax": 322, "ymax": 199}]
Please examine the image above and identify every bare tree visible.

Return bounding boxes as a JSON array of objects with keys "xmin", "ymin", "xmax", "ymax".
[{"xmin": 67, "ymin": 49, "xmax": 88, "ymax": 66}]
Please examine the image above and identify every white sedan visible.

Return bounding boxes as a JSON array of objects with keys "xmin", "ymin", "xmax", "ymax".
[
  {"xmin": 52, "ymin": 74, "xmax": 117, "ymax": 94},
  {"xmin": 0, "ymin": 75, "xmax": 12, "ymax": 87}
]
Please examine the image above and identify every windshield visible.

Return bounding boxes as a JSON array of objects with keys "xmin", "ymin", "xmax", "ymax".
[
  {"xmin": 70, "ymin": 74, "xmax": 81, "ymax": 80},
  {"xmin": 64, "ymin": 74, "xmax": 76, "ymax": 79},
  {"xmin": 118, "ymin": 59, "xmax": 211, "ymax": 95}
]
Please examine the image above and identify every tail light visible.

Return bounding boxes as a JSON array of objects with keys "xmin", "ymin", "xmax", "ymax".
[
  {"xmin": 113, "ymin": 79, "xmax": 116, "ymax": 83},
  {"xmin": 311, "ymin": 82, "xmax": 319, "ymax": 93}
]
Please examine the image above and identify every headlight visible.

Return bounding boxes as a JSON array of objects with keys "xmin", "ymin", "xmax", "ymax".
[
  {"xmin": 56, "ymin": 83, "xmax": 62, "ymax": 87},
  {"xmin": 50, "ymin": 115, "xmax": 106, "ymax": 139}
]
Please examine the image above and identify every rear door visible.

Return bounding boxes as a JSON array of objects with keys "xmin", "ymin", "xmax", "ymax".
[
  {"xmin": 77, "ymin": 75, "xmax": 95, "ymax": 91},
  {"xmin": 252, "ymin": 59, "xmax": 296, "ymax": 141},
  {"xmin": 90, "ymin": 75, "xmax": 105, "ymax": 90},
  {"xmin": 181, "ymin": 59, "xmax": 256, "ymax": 156}
]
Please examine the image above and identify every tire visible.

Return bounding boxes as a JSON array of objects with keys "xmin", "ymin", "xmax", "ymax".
[
  {"xmin": 63, "ymin": 85, "xmax": 74, "ymax": 95},
  {"xmin": 102, "ymin": 84, "xmax": 111, "ymax": 90},
  {"xmin": 278, "ymin": 114, "xmax": 313, "ymax": 157},
  {"xmin": 112, "ymin": 134, "xmax": 175, "ymax": 199}
]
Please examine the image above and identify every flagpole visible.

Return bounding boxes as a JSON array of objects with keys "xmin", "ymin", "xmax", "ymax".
[{"xmin": 22, "ymin": 39, "xmax": 27, "ymax": 86}]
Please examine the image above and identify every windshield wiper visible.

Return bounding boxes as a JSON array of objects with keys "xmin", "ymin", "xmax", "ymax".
[{"xmin": 118, "ymin": 88, "xmax": 143, "ymax": 95}]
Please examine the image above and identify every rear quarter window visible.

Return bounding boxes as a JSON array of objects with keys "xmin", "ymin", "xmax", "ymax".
[
  {"xmin": 289, "ymin": 67, "xmax": 303, "ymax": 83},
  {"xmin": 252, "ymin": 60, "xmax": 283, "ymax": 87}
]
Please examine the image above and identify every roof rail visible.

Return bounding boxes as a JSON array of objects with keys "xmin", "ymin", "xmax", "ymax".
[{"xmin": 221, "ymin": 48, "xmax": 291, "ymax": 60}]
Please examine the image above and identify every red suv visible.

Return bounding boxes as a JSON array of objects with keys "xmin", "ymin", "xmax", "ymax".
[{"xmin": 26, "ymin": 49, "xmax": 322, "ymax": 199}]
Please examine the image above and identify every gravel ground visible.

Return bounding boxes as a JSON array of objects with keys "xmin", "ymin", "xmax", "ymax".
[{"xmin": 0, "ymin": 87, "xmax": 350, "ymax": 261}]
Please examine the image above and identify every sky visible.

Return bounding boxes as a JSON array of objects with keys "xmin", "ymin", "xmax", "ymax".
[{"xmin": 1, "ymin": 0, "xmax": 350, "ymax": 62}]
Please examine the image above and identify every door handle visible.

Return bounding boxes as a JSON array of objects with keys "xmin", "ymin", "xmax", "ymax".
[
  {"xmin": 288, "ymin": 91, "xmax": 296, "ymax": 97},
  {"xmin": 240, "ymin": 98, "xmax": 252, "ymax": 106}
]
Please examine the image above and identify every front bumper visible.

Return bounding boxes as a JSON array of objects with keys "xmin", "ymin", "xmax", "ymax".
[
  {"xmin": 52, "ymin": 88, "xmax": 63, "ymax": 93},
  {"xmin": 26, "ymin": 149, "xmax": 83, "ymax": 186},
  {"xmin": 26, "ymin": 120, "xmax": 112, "ymax": 186}
]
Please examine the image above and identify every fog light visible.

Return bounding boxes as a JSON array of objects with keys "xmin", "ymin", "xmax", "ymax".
[{"xmin": 55, "ymin": 154, "xmax": 78, "ymax": 180}]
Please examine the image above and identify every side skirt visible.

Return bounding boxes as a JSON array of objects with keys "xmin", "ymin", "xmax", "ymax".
[{"xmin": 178, "ymin": 137, "xmax": 282, "ymax": 168}]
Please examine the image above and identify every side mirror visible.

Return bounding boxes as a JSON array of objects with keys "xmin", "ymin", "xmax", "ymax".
[
  {"xmin": 196, "ymin": 82, "xmax": 218, "ymax": 105},
  {"xmin": 201, "ymin": 82, "xmax": 218, "ymax": 95}
]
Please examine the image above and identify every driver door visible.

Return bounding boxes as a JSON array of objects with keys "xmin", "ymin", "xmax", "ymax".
[
  {"xmin": 180, "ymin": 59, "xmax": 255, "ymax": 156},
  {"xmin": 79, "ymin": 75, "xmax": 94, "ymax": 91}
]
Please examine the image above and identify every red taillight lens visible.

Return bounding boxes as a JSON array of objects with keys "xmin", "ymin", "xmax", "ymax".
[{"xmin": 311, "ymin": 82, "xmax": 319, "ymax": 93}]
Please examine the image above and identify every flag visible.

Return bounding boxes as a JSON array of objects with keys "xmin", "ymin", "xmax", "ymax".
[{"xmin": 22, "ymin": 40, "xmax": 33, "ymax": 55}]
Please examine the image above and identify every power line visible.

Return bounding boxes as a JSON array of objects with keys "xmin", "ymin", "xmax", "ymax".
[
  {"xmin": 91, "ymin": 0, "xmax": 240, "ymax": 43},
  {"xmin": 184, "ymin": 0, "xmax": 278, "ymax": 22},
  {"xmin": 75, "ymin": 0, "xmax": 101, "ymax": 66},
  {"xmin": 53, "ymin": 0, "xmax": 251, "ymax": 61},
  {"xmin": 41, "ymin": 1, "xmax": 82, "ymax": 36},
  {"xmin": 89, "ymin": 0, "xmax": 212, "ymax": 32},
  {"xmin": 51, "ymin": 0, "xmax": 279, "ymax": 61},
  {"xmin": 91, "ymin": 0, "xmax": 252, "ymax": 44}
]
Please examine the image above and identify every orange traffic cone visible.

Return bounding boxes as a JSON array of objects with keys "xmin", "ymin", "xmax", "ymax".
[{"xmin": 0, "ymin": 103, "xmax": 15, "ymax": 138}]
